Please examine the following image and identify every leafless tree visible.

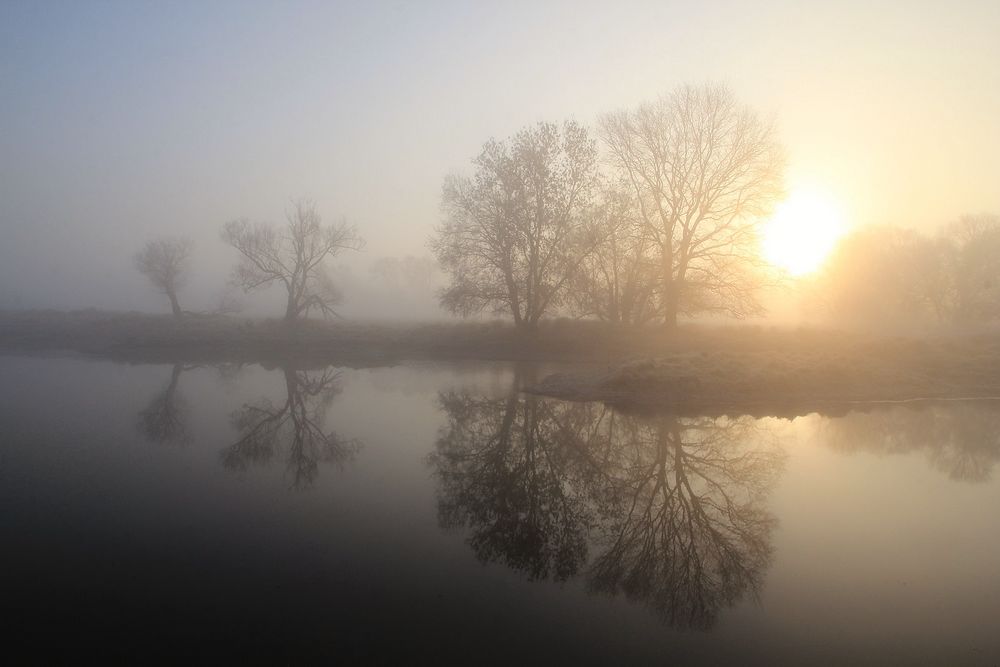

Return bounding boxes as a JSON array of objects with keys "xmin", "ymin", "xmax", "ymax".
[
  {"xmin": 570, "ymin": 181, "xmax": 662, "ymax": 325},
  {"xmin": 431, "ymin": 121, "xmax": 600, "ymax": 329},
  {"xmin": 134, "ymin": 237, "xmax": 194, "ymax": 318},
  {"xmin": 601, "ymin": 83, "xmax": 785, "ymax": 327},
  {"xmin": 222, "ymin": 199, "xmax": 364, "ymax": 324}
]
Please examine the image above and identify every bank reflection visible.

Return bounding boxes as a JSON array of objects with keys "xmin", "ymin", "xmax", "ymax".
[
  {"xmin": 430, "ymin": 387, "xmax": 786, "ymax": 629},
  {"xmin": 820, "ymin": 401, "xmax": 1000, "ymax": 482},
  {"xmin": 222, "ymin": 366, "xmax": 360, "ymax": 489}
]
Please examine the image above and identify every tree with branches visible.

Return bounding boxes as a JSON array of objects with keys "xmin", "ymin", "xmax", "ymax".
[
  {"xmin": 569, "ymin": 181, "xmax": 662, "ymax": 325},
  {"xmin": 600, "ymin": 83, "xmax": 785, "ymax": 327},
  {"xmin": 222, "ymin": 200, "xmax": 364, "ymax": 323},
  {"xmin": 431, "ymin": 121, "xmax": 600, "ymax": 329},
  {"xmin": 134, "ymin": 237, "xmax": 194, "ymax": 318}
]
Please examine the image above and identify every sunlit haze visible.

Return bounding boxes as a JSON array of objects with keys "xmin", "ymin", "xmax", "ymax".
[
  {"xmin": 762, "ymin": 187, "xmax": 848, "ymax": 276},
  {"xmin": 1, "ymin": 0, "xmax": 998, "ymax": 317},
  {"xmin": 5, "ymin": 2, "xmax": 1000, "ymax": 663}
]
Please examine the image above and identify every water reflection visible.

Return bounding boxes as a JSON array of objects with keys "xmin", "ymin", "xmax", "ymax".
[
  {"xmin": 222, "ymin": 366, "xmax": 360, "ymax": 489},
  {"xmin": 430, "ymin": 385, "xmax": 786, "ymax": 629},
  {"xmin": 137, "ymin": 362, "xmax": 195, "ymax": 446},
  {"xmin": 821, "ymin": 402, "xmax": 1000, "ymax": 482}
]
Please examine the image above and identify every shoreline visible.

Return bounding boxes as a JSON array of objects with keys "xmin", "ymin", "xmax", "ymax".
[{"xmin": 3, "ymin": 310, "xmax": 1000, "ymax": 416}]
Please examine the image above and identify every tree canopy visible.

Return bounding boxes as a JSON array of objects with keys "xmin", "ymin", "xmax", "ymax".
[{"xmin": 432, "ymin": 120, "xmax": 600, "ymax": 329}]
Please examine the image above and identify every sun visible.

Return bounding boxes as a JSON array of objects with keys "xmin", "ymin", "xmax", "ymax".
[{"xmin": 761, "ymin": 187, "xmax": 847, "ymax": 276}]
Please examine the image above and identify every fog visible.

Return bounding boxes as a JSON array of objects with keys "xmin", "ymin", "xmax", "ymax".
[{"xmin": 2, "ymin": 0, "xmax": 999, "ymax": 321}]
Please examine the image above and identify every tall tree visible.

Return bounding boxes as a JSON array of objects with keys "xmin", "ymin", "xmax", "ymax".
[
  {"xmin": 222, "ymin": 199, "xmax": 364, "ymax": 323},
  {"xmin": 431, "ymin": 121, "xmax": 599, "ymax": 329},
  {"xmin": 601, "ymin": 84, "xmax": 785, "ymax": 327},
  {"xmin": 570, "ymin": 181, "xmax": 661, "ymax": 325},
  {"xmin": 134, "ymin": 237, "xmax": 194, "ymax": 318}
]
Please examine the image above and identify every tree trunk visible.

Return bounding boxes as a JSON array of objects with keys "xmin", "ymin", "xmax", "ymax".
[
  {"xmin": 167, "ymin": 290, "xmax": 182, "ymax": 319},
  {"xmin": 662, "ymin": 282, "xmax": 679, "ymax": 330},
  {"xmin": 284, "ymin": 289, "xmax": 299, "ymax": 324}
]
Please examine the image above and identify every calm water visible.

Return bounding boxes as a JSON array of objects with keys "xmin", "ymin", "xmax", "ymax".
[{"xmin": 2, "ymin": 355, "xmax": 1000, "ymax": 664}]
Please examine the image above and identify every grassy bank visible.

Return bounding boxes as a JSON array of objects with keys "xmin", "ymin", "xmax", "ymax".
[
  {"xmin": 3, "ymin": 310, "xmax": 999, "ymax": 411},
  {"xmin": 0, "ymin": 309, "xmax": 670, "ymax": 364},
  {"xmin": 530, "ymin": 335, "xmax": 1000, "ymax": 413}
]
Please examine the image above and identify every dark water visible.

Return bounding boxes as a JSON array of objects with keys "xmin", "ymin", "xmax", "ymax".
[{"xmin": 2, "ymin": 355, "xmax": 999, "ymax": 664}]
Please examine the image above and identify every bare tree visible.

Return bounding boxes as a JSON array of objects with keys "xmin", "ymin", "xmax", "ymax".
[
  {"xmin": 431, "ymin": 121, "xmax": 600, "ymax": 329},
  {"xmin": 134, "ymin": 237, "xmax": 194, "ymax": 318},
  {"xmin": 222, "ymin": 199, "xmax": 364, "ymax": 323},
  {"xmin": 570, "ymin": 181, "xmax": 662, "ymax": 325},
  {"xmin": 600, "ymin": 84, "xmax": 785, "ymax": 327}
]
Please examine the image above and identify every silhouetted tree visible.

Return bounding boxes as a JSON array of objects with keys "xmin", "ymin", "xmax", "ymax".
[
  {"xmin": 222, "ymin": 200, "xmax": 364, "ymax": 324},
  {"xmin": 431, "ymin": 121, "xmax": 600, "ymax": 329},
  {"xmin": 134, "ymin": 237, "xmax": 194, "ymax": 318},
  {"xmin": 601, "ymin": 84, "xmax": 785, "ymax": 327},
  {"xmin": 222, "ymin": 366, "xmax": 359, "ymax": 489},
  {"xmin": 570, "ymin": 181, "xmax": 661, "ymax": 324}
]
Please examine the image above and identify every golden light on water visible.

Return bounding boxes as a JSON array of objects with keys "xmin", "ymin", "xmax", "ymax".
[{"xmin": 762, "ymin": 187, "xmax": 847, "ymax": 276}]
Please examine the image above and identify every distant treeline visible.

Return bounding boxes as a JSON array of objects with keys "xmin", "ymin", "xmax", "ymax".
[
  {"xmin": 807, "ymin": 214, "xmax": 1000, "ymax": 326},
  {"xmin": 131, "ymin": 82, "xmax": 997, "ymax": 330}
]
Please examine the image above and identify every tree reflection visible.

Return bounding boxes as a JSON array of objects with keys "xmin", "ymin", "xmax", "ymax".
[
  {"xmin": 137, "ymin": 363, "xmax": 194, "ymax": 446},
  {"xmin": 821, "ymin": 402, "xmax": 1000, "ymax": 483},
  {"xmin": 586, "ymin": 415, "xmax": 782, "ymax": 629},
  {"xmin": 223, "ymin": 366, "xmax": 359, "ymax": 489},
  {"xmin": 430, "ymin": 388, "xmax": 785, "ymax": 628},
  {"xmin": 431, "ymin": 392, "xmax": 592, "ymax": 580}
]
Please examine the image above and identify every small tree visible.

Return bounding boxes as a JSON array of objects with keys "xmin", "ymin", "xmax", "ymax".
[
  {"xmin": 431, "ymin": 121, "xmax": 599, "ymax": 329},
  {"xmin": 222, "ymin": 200, "xmax": 364, "ymax": 323},
  {"xmin": 601, "ymin": 83, "xmax": 785, "ymax": 327},
  {"xmin": 134, "ymin": 237, "xmax": 194, "ymax": 318}
]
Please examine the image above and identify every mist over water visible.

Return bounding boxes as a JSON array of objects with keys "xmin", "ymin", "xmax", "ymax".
[
  {"xmin": 2, "ymin": 355, "xmax": 999, "ymax": 662},
  {"xmin": 4, "ymin": 2, "xmax": 1000, "ymax": 662}
]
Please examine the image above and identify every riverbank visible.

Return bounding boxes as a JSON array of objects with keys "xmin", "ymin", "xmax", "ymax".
[
  {"xmin": 529, "ymin": 338, "xmax": 1000, "ymax": 413},
  {"xmin": 0, "ymin": 308, "xmax": 875, "ymax": 364},
  {"xmin": 3, "ymin": 310, "xmax": 999, "ymax": 412},
  {"xmin": 0, "ymin": 309, "xmax": 664, "ymax": 364}
]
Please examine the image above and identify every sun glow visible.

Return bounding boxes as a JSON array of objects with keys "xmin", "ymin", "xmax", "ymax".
[{"xmin": 762, "ymin": 187, "xmax": 847, "ymax": 276}]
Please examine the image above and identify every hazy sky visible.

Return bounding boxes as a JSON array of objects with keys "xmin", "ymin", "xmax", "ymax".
[{"xmin": 2, "ymin": 0, "xmax": 998, "ymax": 315}]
